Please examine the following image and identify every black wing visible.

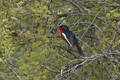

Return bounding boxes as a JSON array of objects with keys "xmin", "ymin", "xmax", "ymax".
[{"xmin": 62, "ymin": 31, "xmax": 75, "ymax": 47}]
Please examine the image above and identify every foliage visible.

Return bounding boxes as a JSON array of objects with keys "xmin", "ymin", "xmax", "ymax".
[{"xmin": 0, "ymin": 0, "xmax": 120, "ymax": 80}]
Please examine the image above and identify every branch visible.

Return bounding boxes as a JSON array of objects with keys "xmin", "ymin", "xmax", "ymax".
[
  {"xmin": 57, "ymin": 45, "xmax": 78, "ymax": 58},
  {"xmin": 41, "ymin": 65, "xmax": 60, "ymax": 73},
  {"xmin": 54, "ymin": 52, "xmax": 120, "ymax": 79},
  {"xmin": 80, "ymin": 8, "xmax": 104, "ymax": 40},
  {"xmin": 2, "ymin": 62, "xmax": 21, "ymax": 80},
  {"xmin": 102, "ymin": 51, "xmax": 120, "ymax": 75},
  {"xmin": 106, "ymin": 4, "xmax": 120, "ymax": 7},
  {"xmin": 66, "ymin": 0, "xmax": 83, "ymax": 12}
]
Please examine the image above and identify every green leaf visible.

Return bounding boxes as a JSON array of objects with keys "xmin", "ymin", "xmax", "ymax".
[
  {"xmin": 2, "ymin": 18, "xmax": 8, "ymax": 23},
  {"xmin": 114, "ymin": 13, "xmax": 118, "ymax": 17},
  {"xmin": 11, "ymin": 17, "xmax": 18, "ymax": 20},
  {"xmin": 17, "ymin": 1, "xmax": 23, "ymax": 5},
  {"xmin": 0, "ymin": 58, "xmax": 2, "ymax": 62}
]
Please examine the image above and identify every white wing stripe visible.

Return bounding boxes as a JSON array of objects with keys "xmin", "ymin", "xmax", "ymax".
[{"xmin": 62, "ymin": 33, "xmax": 72, "ymax": 47}]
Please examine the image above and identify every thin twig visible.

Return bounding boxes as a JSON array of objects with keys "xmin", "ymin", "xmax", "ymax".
[
  {"xmin": 2, "ymin": 62, "xmax": 21, "ymax": 80},
  {"xmin": 81, "ymin": 8, "xmax": 103, "ymax": 40}
]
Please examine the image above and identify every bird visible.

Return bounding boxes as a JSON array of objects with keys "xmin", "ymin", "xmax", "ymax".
[{"xmin": 57, "ymin": 25, "xmax": 84, "ymax": 57}]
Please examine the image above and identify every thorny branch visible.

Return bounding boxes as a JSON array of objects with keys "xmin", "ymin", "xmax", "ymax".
[
  {"xmin": 80, "ymin": 8, "xmax": 104, "ymax": 40},
  {"xmin": 54, "ymin": 53, "xmax": 120, "ymax": 80},
  {"xmin": 41, "ymin": 52, "xmax": 120, "ymax": 80},
  {"xmin": 2, "ymin": 62, "xmax": 21, "ymax": 80},
  {"xmin": 102, "ymin": 51, "xmax": 120, "ymax": 75}
]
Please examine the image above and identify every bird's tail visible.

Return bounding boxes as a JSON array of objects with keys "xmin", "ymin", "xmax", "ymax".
[{"xmin": 75, "ymin": 42, "xmax": 84, "ymax": 57}]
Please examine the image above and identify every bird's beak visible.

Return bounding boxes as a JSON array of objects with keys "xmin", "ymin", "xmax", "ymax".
[{"xmin": 57, "ymin": 26, "xmax": 60, "ymax": 29}]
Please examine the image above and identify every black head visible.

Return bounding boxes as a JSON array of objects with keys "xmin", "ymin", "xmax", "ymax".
[{"xmin": 57, "ymin": 25, "xmax": 69, "ymax": 31}]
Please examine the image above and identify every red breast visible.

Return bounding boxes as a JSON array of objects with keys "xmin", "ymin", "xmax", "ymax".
[{"xmin": 59, "ymin": 29, "xmax": 68, "ymax": 43}]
